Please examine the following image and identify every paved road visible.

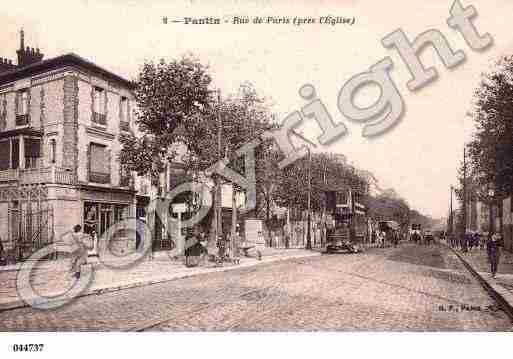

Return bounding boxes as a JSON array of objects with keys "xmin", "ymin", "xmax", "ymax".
[{"xmin": 0, "ymin": 243, "xmax": 511, "ymax": 331}]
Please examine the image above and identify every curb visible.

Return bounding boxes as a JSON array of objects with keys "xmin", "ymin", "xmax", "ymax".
[
  {"xmin": 0, "ymin": 251, "xmax": 321, "ymax": 312},
  {"xmin": 447, "ymin": 245, "xmax": 513, "ymax": 322}
]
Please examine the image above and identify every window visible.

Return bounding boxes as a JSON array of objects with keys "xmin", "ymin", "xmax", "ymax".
[
  {"xmin": 49, "ymin": 139, "xmax": 57, "ymax": 164},
  {"xmin": 24, "ymin": 138, "xmax": 41, "ymax": 169},
  {"xmin": 89, "ymin": 143, "xmax": 110, "ymax": 183},
  {"xmin": 92, "ymin": 87, "xmax": 106, "ymax": 126},
  {"xmin": 0, "ymin": 93, "xmax": 6, "ymax": 132},
  {"xmin": 0, "ymin": 140, "xmax": 10, "ymax": 170},
  {"xmin": 93, "ymin": 87, "xmax": 105, "ymax": 114},
  {"xmin": 120, "ymin": 96, "xmax": 128, "ymax": 121},
  {"xmin": 17, "ymin": 89, "xmax": 28, "ymax": 115},
  {"xmin": 12, "ymin": 139, "xmax": 19, "ymax": 169},
  {"xmin": 16, "ymin": 89, "xmax": 29, "ymax": 126},
  {"xmin": 120, "ymin": 96, "xmax": 130, "ymax": 132}
]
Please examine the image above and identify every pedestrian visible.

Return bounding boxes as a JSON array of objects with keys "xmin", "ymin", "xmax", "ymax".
[
  {"xmin": 378, "ymin": 231, "xmax": 386, "ymax": 248},
  {"xmin": 468, "ymin": 231, "xmax": 474, "ymax": 252},
  {"xmin": 487, "ymin": 232, "xmax": 502, "ymax": 278},
  {"xmin": 472, "ymin": 231, "xmax": 480, "ymax": 252},
  {"xmin": 69, "ymin": 224, "xmax": 89, "ymax": 280},
  {"xmin": 0, "ymin": 238, "xmax": 5, "ymax": 266},
  {"xmin": 89, "ymin": 230, "xmax": 99, "ymax": 257},
  {"xmin": 217, "ymin": 233, "xmax": 226, "ymax": 265},
  {"xmin": 461, "ymin": 232, "xmax": 469, "ymax": 253},
  {"xmin": 479, "ymin": 232, "xmax": 485, "ymax": 250}
]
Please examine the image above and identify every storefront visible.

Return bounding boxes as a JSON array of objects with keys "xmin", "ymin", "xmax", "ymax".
[
  {"xmin": 83, "ymin": 202, "xmax": 130, "ymax": 236},
  {"xmin": 79, "ymin": 185, "xmax": 136, "ymax": 254}
]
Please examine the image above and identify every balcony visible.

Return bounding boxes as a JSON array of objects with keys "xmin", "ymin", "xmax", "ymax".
[
  {"xmin": 92, "ymin": 112, "xmax": 107, "ymax": 127},
  {"xmin": 15, "ymin": 114, "xmax": 30, "ymax": 126},
  {"xmin": 0, "ymin": 166, "xmax": 75, "ymax": 185}
]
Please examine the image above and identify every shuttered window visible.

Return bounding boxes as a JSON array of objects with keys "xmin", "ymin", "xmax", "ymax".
[
  {"xmin": 90, "ymin": 143, "xmax": 108, "ymax": 174},
  {"xmin": 89, "ymin": 143, "xmax": 110, "ymax": 184}
]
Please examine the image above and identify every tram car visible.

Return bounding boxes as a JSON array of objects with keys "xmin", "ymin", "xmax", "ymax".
[{"xmin": 325, "ymin": 188, "xmax": 366, "ymax": 254}]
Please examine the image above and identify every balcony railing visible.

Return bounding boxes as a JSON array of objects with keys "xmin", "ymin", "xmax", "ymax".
[
  {"xmin": 16, "ymin": 114, "xmax": 30, "ymax": 126},
  {"xmin": 89, "ymin": 171, "xmax": 111, "ymax": 184},
  {"xmin": 92, "ymin": 112, "xmax": 107, "ymax": 127},
  {"xmin": 0, "ymin": 166, "xmax": 75, "ymax": 185}
]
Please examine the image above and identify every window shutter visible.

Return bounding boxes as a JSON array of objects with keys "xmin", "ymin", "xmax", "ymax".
[
  {"xmin": 127, "ymin": 99, "xmax": 130, "ymax": 123},
  {"xmin": 87, "ymin": 143, "xmax": 91, "ymax": 181},
  {"xmin": 118, "ymin": 97, "xmax": 122, "ymax": 123},
  {"xmin": 104, "ymin": 89, "xmax": 108, "ymax": 119},
  {"xmin": 27, "ymin": 89, "xmax": 31, "ymax": 122},
  {"xmin": 15, "ymin": 91, "xmax": 19, "ymax": 115},
  {"xmin": 107, "ymin": 148, "xmax": 111, "ymax": 183}
]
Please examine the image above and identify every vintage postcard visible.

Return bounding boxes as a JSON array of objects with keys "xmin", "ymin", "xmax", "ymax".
[{"xmin": 0, "ymin": 0, "xmax": 512, "ymax": 357}]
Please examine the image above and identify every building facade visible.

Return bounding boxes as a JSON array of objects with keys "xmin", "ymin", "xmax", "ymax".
[{"xmin": 0, "ymin": 31, "xmax": 148, "ymax": 259}]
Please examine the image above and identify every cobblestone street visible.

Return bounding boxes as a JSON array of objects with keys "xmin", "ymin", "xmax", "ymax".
[{"xmin": 0, "ymin": 243, "xmax": 511, "ymax": 331}]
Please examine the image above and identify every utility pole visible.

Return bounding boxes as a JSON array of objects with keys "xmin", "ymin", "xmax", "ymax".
[
  {"xmin": 462, "ymin": 146, "xmax": 467, "ymax": 251},
  {"xmin": 463, "ymin": 147, "xmax": 467, "ymax": 230},
  {"xmin": 211, "ymin": 89, "xmax": 223, "ymax": 251},
  {"xmin": 449, "ymin": 185, "xmax": 453, "ymax": 236},
  {"xmin": 306, "ymin": 147, "xmax": 312, "ymax": 250}
]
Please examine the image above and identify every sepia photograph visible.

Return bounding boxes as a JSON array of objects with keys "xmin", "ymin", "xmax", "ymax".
[{"xmin": 0, "ymin": 0, "xmax": 512, "ymax": 357}]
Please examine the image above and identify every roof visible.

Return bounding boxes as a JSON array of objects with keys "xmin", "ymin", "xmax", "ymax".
[{"xmin": 0, "ymin": 53, "xmax": 135, "ymax": 89}]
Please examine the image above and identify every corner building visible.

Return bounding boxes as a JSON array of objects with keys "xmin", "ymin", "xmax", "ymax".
[{"xmin": 0, "ymin": 31, "xmax": 146, "ymax": 258}]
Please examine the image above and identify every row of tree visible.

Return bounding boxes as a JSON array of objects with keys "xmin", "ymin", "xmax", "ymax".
[
  {"xmin": 119, "ymin": 55, "xmax": 433, "ymax": 237},
  {"xmin": 456, "ymin": 56, "xmax": 513, "ymax": 204}
]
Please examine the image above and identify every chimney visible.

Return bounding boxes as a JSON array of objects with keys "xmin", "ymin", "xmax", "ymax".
[
  {"xmin": 0, "ymin": 57, "xmax": 16, "ymax": 74},
  {"xmin": 16, "ymin": 28, "xmax": 44, "ymax": 67}
]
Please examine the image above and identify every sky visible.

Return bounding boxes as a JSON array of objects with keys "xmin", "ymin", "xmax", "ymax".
[{"xmin": 1, "ymin": 0, "xmax": 512, "ymax": 219}]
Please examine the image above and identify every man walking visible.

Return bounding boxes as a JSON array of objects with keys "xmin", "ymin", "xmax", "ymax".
[
  {"xmin": 486, "ymin": 232, "xmax": 502, "ymax": 278},
  {"xmin": 69, "ymin": 224, "xmax": 89, "ymax": 279}
]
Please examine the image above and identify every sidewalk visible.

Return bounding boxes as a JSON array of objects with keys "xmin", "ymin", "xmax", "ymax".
[
  {"xmin": 0, "ymin": 247, "xmax": 321, "ymax": 311},
  {"xmin": 448, "ymin": 244, "xmax": 513, "ymax": 320}
]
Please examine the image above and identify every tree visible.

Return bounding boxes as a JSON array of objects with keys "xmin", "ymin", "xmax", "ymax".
[
  {"xmin": 176, "ymin": 83, "xmax": 276, "ymax": 243},
  {"xmin": 467, "ymin": 56, "xmax": 513, "ymax": 199},
  {"xmin": 119, "ymin": 56, "xmax": 213, "ymax": 185},
  {"xmin": 274, "ymin": 151, "xmax": 370, "ymax": 218}
]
